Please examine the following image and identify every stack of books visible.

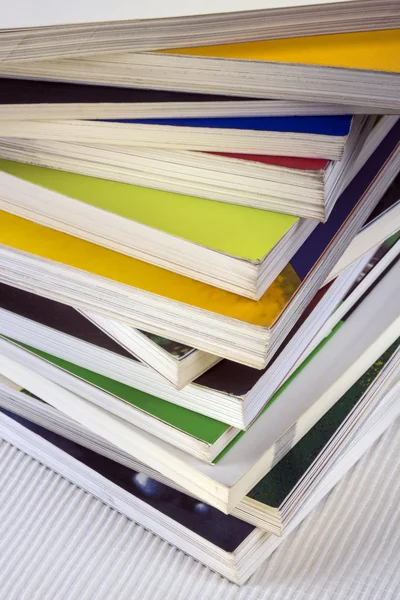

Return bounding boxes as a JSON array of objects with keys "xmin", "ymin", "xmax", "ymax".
[{"xmin": 0, "ymin": 2, "xmax": 399, "ymax": 585}]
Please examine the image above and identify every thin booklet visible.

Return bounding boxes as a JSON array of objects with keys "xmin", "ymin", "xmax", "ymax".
[{"xmin": 0, "ymin": 77, "xmax": 392, "ymax": 121}]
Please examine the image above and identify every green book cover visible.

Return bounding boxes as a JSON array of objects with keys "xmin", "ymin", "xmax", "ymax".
[
  {"xmin": 247, "ymin": 337, "xmax": 400, "ymax": 508},
  {"xmin": 6, "ymin": 322, "xmax": 343, "ymax": 453},
  {"xmin": 214, "ymin": 322, "xmax": 343, "ymax": 462},
  {"xmin": 0, "ymin": 159, "xmax": 297, "ymax": 261},
  {"xmin": 140, "ymin": 331, "xmax": 195, "ymax": 360},
  {"xmin": 8, "ymin": 339, "xmax": 229, "ymax": 445}
]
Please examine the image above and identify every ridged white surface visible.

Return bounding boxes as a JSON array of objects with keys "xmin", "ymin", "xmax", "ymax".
[
  {"xmin": 0, "ymin": 425, "xmax": 400, "ymax": 600},
  {"xmin": 0, "ymin": 422, "xmax": 398, "ymax": 599}
]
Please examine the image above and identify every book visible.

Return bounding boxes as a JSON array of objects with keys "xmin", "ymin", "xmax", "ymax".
[
  {"xmin": 0, "ymin": 176, "xmax": 395, "ymax": 397},
  {"xmin": 0, "ymin": 155, "xmax": 314, "ymax": 298},
  {"xmin": 0, "ymin": 154, "xmax": 310, "ymax": 299},
  {"xmin": 1, "ymin": 1, "xmax": 396, "ymax": 62},
  {"xmin": 0, "ymin": 334, "xmax": 397, "ymax": 584},
  {"xmin": 0, "ymin": 282, "xmax": 220, "ymax": 390},
  {"xmin": 326, "ymin": 197, "xmax": 400, "ymax": 282},
  {"xmin": 80, "ymin": 319, "xmax": 220, "ymax": 390},
  {"xmin": 2, "ymin": 30, "xmax": 398, "ymax": 109},
  {"xmin": 0, "ymin": 120, "xmax": 398, "ymax": 369},
  {"xmin": 0, "ymin": 77, "xmax": 395, "ymax": 121},
  {"xmin": 298, "ymin": 236, "xmax": 400, "ymax": 367},
  {"xmin": 0, "ymin": 114, "xmax": 353, "ymax": 159},
  {"xmin": 0, "ymin": 227, "xmax": 396, "ymax": 429},
  {"xmin": 0, "ymin": 115, "xmax": 374, "ymax": 219},
  {"xmin": 1, "ymin": 336, "xmax": 236, "ymax": 462},
  {"xmin": 234, "ymin": 338, "xmax": 400, "ymax": 532},
  {"xmin": 0, "ymin": 268, "xmax": 397, "ymax": 515}
]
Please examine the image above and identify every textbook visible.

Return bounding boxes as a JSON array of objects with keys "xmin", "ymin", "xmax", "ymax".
[
  {"xmin": 0, "ymin": 114, "xmax": 375, "ymax": 219},
  {"xmin": 0, "ymin": 114, "xmax": 352, "ymax": 159},
  {"xmin": 1, "ymin": 1, "xmax": 397, "ymax": 62},
  {"xmin": 0, "ymin": 78, "xmax": 396, "ymax": 122},
  {"xmin": 0, "ymin": 122, "xmax": 397, "ymax": 369},
  {"xmin": 0, "ymin": 269, "xmax": 398, "ymax": 515},
  {"xmin": 0, "ymin": 332, "xmax": 398, "ymax": 584},
  {"xmin": 2, "ymin": 30, "xmax": 398, "ymax": 109}
]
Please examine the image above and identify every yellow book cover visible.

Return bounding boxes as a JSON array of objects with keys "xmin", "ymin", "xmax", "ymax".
[
  {"xmin": 0, "ymin": 211, "xmax": 301, "ymax": 327},
  {"xmin": 161, "ymin": 29, "xmax": 400, "ymax": 73}
]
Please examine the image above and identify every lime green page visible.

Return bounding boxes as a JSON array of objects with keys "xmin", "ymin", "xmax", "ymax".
[
  {"xmin": 10, "ymin": 339, "xmax": 230, "ymax": 444},
  {"xmin": 0, "ymin": 159, "xmax": 297, "ymax": 261}
]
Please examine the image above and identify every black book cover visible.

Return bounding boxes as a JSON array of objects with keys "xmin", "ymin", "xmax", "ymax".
[{"xmin": 0, "ymin": 78, "xmax": 255, "ymax": 105}]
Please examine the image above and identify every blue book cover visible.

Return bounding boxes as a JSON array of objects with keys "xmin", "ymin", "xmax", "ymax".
[
  {"xmin": 103, "ymin": 115, "xmax": 352, "ymax": 136},
  {"xmin": 291, "ymin": 120, "xmax": 400, "ymax": 279}
]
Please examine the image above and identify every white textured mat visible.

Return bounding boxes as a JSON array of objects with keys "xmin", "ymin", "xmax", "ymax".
[{"xmin": 0, "ymin": 422, "xmax": 399, "ymax": 600}]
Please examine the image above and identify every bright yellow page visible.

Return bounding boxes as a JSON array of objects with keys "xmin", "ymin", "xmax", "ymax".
[
  {"xmin": 161, "ymin": 30, "xmax": 400, "ymax": 73},
  {"xmin": 0, "ymin": 159, "xmax": 297, "ymax": 262},
  {"xmin": 0, "ymin": 211, "xmax": 301, "ymax": 327}
]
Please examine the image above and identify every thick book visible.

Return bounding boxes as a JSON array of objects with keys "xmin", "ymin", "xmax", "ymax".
[
  {"xmin": 0, "ymin": 269, "xmax": 397, "ymax": 515},
  {"xmin": 1, "ymin": 229, "xmax": 396, "ymax": 428},
  {"xmin": 2, "ymin": 30, "xmax": 398, "ymax": 109},
  {"xmin": 0, "ymin": 115, "xmax": 373, "ymax": 220},
  {"xmin": 0, "ymin": 335, "xmax": 398, "ymax": 584},
  {"xmin": 1, "ymin": 1, "xmax": 396, "ymax": 62},
  {"xmin": 0, "ymin": 114, "xmax": 352, "ymax": 159},
  {"xmin": 0, "ymin": 120, "xmax": 398, "ymax": 370}
]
